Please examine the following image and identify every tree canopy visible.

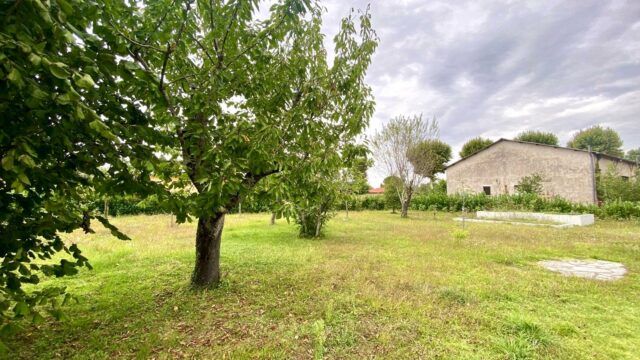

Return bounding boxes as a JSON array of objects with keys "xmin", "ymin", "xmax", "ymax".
[
  {"xmin": 100, "ymin": 0, "xmax": 378, "ymax": 286},
  {"xmin": 407, "ymin": 139, "xmax": 452, "ymax": 182},
  {"xmin": 0, "ymin": 0, "xmax": 165, "ymax": 327},
  {"xmin": 371, "ymin": 114, "xmax": 439, "ymax": 217},
  {"xmin": 567, "ymin": 126, "xmax": 624, "ymax": 157},
  {"xmin": 626, "ymin": 148, "xmax": 640, "ymax": 162},
  {"xmin": 459, "ymin": 137, "xmax": 493, "ymax": 158},
  {"xmin": 514, "ymin": 131, "xmax": 558, "ymax": 146}
]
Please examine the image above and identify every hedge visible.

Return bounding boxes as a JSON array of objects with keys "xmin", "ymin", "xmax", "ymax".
[{"xmin": 91, "ymin": 193, "xmax": 640, "ymax": 220}]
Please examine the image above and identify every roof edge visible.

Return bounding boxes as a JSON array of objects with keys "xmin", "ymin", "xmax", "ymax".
[{"xmin": 445, "ymin": 138, "xmax": 638, "ymax": 170}]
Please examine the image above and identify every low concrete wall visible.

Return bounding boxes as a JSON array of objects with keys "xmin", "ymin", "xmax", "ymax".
[{"xmin": 476, "ymin": 211, "xmax": 594, "ymax": 226}]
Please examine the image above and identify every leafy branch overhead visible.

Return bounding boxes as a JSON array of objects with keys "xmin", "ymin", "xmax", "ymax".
[{"xmin": 1, "ymin": 0, "xmax": 169, "ymax": 330}]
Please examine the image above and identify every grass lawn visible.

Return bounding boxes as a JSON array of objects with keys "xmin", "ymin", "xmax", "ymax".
[{"xmin": 8, "ymin": 211, "xmax": 640, "ymax": 359}]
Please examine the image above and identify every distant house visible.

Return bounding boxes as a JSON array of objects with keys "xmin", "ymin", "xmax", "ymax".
[
  {"xmin": 445, "ymin": 139, "xmax": 637, "ymax": 204},
  {"xmin": 368, "ymin": 187, "xmax": 385, "ymax": 195}
]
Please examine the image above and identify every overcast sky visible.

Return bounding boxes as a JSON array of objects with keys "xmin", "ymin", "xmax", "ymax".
[{"xmin": 315, "ymin": 0, "xmax": 640, "ymax": 186}]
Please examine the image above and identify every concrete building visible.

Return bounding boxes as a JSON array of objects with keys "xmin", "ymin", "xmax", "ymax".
[{"xmin": 445, "ymin": 139, "xmax": 638, "ymax": 204}]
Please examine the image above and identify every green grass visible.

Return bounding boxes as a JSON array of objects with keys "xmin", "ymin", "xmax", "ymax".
[{"xmin": 7, "ymin": 211, "xmax": 640, "ymax": 359}]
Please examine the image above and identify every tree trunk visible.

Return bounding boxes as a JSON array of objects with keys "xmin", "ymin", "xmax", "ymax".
[
  {"xmin": 192, "ymin": 212, "xmax": 225, "ymax": 287},
  {"xmin": 400, "ymin": 192, "xmax": 412, "ymax": 218},
  {"xmin": 103, "ymin": 199, "xmax": 109, "ymax": 219},
  {"xmin": 345, "ymin": 202, "xmax": 349, "ymax": 219},
  {"xmin": 270, "ymin": 212, "xmax": 276, "ymax": 225}
]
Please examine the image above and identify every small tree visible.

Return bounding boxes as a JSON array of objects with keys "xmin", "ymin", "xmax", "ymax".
[
  {"xmin": 382, "ymin": 176, "xmax": 402, "ymax": 213},
  {"xmin": 567, "ymin": 126, "xmax": 624, "ymax": 157},
  {"xmin": 291, "ymin": 176, "xmax": 338, "ymax": 238},
  {"xmin": 372, "ymin": 114, "xmax": 439, "ymax": 217},
  {"xmin": 407, "ymin": 139, "xmax": 452, "ymax": 183},
  {"xmin": 515, "ymin": 131, "xmax": 559, "ymax": 145},
  {"xmin": 515, "ymin": 173, "xmax": 545, "ymax": 195},
  {"xmin": 459, "ymin": 137, "xmax": 493, "ymax": 158}
]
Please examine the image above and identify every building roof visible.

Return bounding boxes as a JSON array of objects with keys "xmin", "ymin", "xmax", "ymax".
[
  {"xmin": 368, "ymin": 187, "xmax": 385, "ymax": 194},
  {"xmin": 446, "ymin": 138, "xmax": 638, "ymax": 170}
]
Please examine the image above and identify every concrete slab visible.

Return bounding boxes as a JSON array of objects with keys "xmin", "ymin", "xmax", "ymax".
[{"xmin": 538, "ymin": 259, "xmax": 626, "ymax": 281}]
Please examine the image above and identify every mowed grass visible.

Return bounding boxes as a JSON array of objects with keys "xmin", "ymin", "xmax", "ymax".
[{"xmin": 8, "ymin": 211, "xmax": 640, "ymax": 359}]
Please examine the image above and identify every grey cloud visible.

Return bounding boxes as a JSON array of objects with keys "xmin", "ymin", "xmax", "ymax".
[{"xmin": 318, "ymin": 0, "xmax": 640, "ymax": 185}]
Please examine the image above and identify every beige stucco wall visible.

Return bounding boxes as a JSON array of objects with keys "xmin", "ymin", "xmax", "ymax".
[
  {"xmin": 446, "ymin": 141, "xmax": 602, "ymax": 204},
  {"xmin": 597, "ymin": 157, "xmax": 637, "ymax": 179}
]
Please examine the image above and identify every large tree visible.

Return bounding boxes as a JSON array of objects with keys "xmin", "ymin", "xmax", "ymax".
[
  {"xmin": 459, "ymin": 137, "xmax": 493, "ymax": 158},
  {"xmin": 372, "ymin": 115, "xmax": 439, "ymax": 217},
  {"xmin": 514, "ymin": 130, "xmax": 558, "ymax": 146},
  {"xmin": 567, "ymin": 126, "xmax": 624, "ymax": 157},
  {"xmin": 0, "ymin": 0, "xmax": 166, "ymax": 326},
  {"xmin": 407, "ymin": 139, "xmax": 452, "ymax": 182},
  {"xmin": 105, "ymin": 0, "xmax": 378, "ymax": 286}
]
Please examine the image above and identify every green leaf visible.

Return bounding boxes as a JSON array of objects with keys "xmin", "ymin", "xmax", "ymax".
[
  {"xmin": 56, "ymin": 0, "xmax": 74, "ymax": 15},
  {"xmin": 11, "ymin": 179, "xmax": 25, "ymax": 193},
  {"xmin": 30, "ymin": 87, "xmax": 49, "ymax": 100},
  {"xmin": 89, "ymin": 120, "xmax": 117, "ymax": 141},
  {"xmin": 1, "ymin": 153, "xmax": 15, "ymax": 171},
  {"xmin": 123, "ymin": 61, "xmax": 140, "ymax": 71},
  {"xmin": 75, "ymin": 105, "xmax": 85, "ymax": 119},
  {"xmin": 14, "ymin": 302, "xmax": 30, "ymax": 317},
  {"xmin": 28, "ymin": 53, "xmax": 42, "ymax": 66},
  {"xmin": 18, "ymin": 154, "xmax": 36, "ymax": 168},
  {"xmin": 74, "ymin": 73, "xmax": 95, "ymax": 89},
  {"xmin": 55, "ymin": 93, "xmax": 72, "ymax": 105},
  {"xmin": 18, "ymin": 173, "xmax": 31, "ymax": 185},
  {"xmin": 7, "ymin": 68, "xmax": 23, "ymax": 86},
  {"xmin": 49, "ymin": 62, "xmax": 70, "ymax": 79}
]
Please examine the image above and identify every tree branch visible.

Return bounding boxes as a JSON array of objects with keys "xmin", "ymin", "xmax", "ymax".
[
  {"xmin": 108, "ymin": 19, "xmax": 165, "ymax": 52},
  {"xmin": 143, "ymin": 0, "xmax": 177, "ymax": 45},
  {"xmin": 218, "ymin": 1, "xmax": 241, "ymax": 66},
  {"xmin": 191, "ymin": 35, "xmax": 215, "ymax": 64}
]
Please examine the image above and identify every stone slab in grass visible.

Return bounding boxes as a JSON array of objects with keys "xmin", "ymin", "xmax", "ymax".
[{"xmin": 538, "ymin": 259, "xmax": 627, "ymax": 281}]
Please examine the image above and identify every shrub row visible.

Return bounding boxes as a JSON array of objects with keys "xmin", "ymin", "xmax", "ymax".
[
  {"xmin": 89, "ymin": 195, "xmax": 165, "ymax": 216},
  {"xmin": 91, "ymin": 193, "xmax": 640, "ymax": 220},
  {"xmin": 409, "ymin": 193, "xmax": 640, "ymax": 220}
]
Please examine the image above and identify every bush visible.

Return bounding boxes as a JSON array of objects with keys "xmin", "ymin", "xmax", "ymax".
[
  {"xmin": 515, "ymin": 173, "xmax": 544, "ymax": 195},
  {"xmin": 409, "ymin": 192, "xmax": 637, "ymax": 220},
  {"xmin": 596, "ymin": 200, "xmax": 640, "ymax": 220}
]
